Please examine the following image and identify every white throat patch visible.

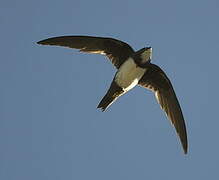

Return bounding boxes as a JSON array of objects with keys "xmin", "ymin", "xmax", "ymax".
[
  {"xmin": 115, "ymin": 58, "xmax": 146, "ymax": 91},
  {"xmin": 141, "ymin": 48, "xmax": 152, "ymax": 63}
]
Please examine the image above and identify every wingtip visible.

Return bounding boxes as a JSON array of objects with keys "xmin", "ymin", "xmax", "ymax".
[
  {"xmin": 37, "ymin": 40, "xmax": 46, "ymax": 45},
  {"xmin": 37, "ymin": 37, "xmax": 53, "ymax": 45},
  {"xmin": 182, "ymin": 142, "xmax": 188, "ymax": 154}
]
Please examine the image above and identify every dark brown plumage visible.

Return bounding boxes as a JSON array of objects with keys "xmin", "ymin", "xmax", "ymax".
[
  {"xmin": 37, "ymin": 35, "xmax": 188, "ymax": 154},
  {"xmin": 138, "ymin": 64, "xmax": 187, "ymax": 153},
  {"xmin": 37, "ymin": 36, "xmax": 134, "ymax": 68}
]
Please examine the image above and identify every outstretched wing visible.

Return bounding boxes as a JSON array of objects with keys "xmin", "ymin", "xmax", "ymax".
[
  {"xmin": 37, "ymin": 36, "xmax": 134, "ymax": 69},
  {"xmin": 138, "ymin": 63, "xmax": 188, "ymax": 154}
]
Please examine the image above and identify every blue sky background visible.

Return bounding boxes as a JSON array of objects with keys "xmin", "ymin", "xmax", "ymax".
[{"xmin": 1, "ymin": 0, "xmax": 219, "ymax": 179}]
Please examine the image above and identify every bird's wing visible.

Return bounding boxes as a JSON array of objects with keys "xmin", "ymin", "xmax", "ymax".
[
  {"xmin": 138, "ymin": 64, "xmax": 188, "ymax": 154},
  {"xmin": 37, "ymin": 36, "xmax": 134, "ymax": 69}
]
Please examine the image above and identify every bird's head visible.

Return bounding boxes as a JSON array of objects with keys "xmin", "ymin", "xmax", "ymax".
[{"xmin": 135, "ymin": 47, "xmax": 152, "ymax": 65}]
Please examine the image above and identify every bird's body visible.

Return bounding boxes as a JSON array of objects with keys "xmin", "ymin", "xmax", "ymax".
[
  {"xmin": 115, "ymin": 57, "xmax": 146, "ymax": 91},
  {"xmin": 37, "ymin": 35, "xmax": 188, "ymax": 154},
  {"xmin": 98, "ymin": 57, "xmax": 147, "ymax": 111}
]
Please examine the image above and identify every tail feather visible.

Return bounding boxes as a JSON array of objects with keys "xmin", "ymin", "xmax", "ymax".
[
  {"xmin": 97, "ymin": 94, "xmax": 116, "ymax": 111},
  {"xmin": 97, "ymin": 81, "xmax": 124, "ymax": 111}
]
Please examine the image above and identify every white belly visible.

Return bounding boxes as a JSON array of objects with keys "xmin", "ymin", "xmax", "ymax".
[{"xmin": 115, "ymin": 58, "xmax": 146, "ymax": 91}]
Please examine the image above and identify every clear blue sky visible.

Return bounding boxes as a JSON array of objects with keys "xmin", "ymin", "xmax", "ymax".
[{"xmin": 1, "ymin": 0, "xmax": 219, "ymax": 179}]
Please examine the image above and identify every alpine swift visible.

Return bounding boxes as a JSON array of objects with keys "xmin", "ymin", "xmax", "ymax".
[{"xmin": 37, "ymin": 35, "xmax": 188, "ymax": 154}]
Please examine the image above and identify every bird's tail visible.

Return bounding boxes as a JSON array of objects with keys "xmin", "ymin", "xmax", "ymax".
[{"xmin": 97, "ymin": 81, "xmax": 124, "ymax": 111}]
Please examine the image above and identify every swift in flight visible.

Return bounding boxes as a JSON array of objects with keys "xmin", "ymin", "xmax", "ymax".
[{"xmin": 37, "ymin": 36, "xmax": 188, "ymax": 154}]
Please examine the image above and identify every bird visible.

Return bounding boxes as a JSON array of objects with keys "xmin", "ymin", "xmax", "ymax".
[{"xmin": 37, "ymin": 35, "xmax": 188, "ymax": 154}]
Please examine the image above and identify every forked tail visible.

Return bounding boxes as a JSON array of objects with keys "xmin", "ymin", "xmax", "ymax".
[{"xmin": 97, "ymin": 81, "xmax": 124, "ymax": 111}]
